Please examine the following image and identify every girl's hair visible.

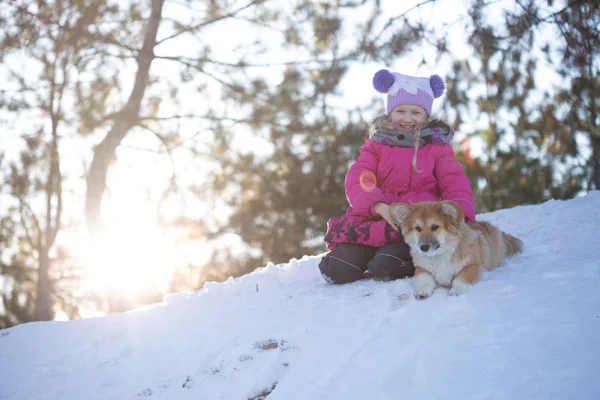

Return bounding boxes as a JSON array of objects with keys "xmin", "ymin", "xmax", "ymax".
[
  {"xmin": 412, "ymin": 124, "xmax": 424, "ymax": 173},
  {"xmin": 368, "ymin": 114, "xmax": 389, "ymax": 137},
  {"xmin": 369, "ymin": 114, "xmax": 429, "ymax": 173}
]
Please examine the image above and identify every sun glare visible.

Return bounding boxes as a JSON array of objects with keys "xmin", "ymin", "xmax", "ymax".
[
  {"xmin": 85, "ymin": 219, "xmax": 176, "ymax": 296},
  {"xmin": 78, "ymin": 128, "xmax": 217, "ymax": 306},
  {"xmin": 81, "ymin": 190, "xmax": 212, "ymax": 304},
  {"xmin": 83, "ymin": 165, "xmax": 181, "ymax": 298}
]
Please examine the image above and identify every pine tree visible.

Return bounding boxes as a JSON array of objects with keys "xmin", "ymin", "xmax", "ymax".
[
  {"xmin": 0, "ymin": 0, "xmax": 112, "ymax": 325},
  {"xmin": 444, "ymin": 0, "xmax": 597, "ymax": 212},
  {"xmin": 197, "ymin": 1, "xmax": 434, "ymax": 273}
]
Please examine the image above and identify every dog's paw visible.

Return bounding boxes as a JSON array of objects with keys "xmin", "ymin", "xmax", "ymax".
[
  {"xmin": 413, "ymin": 285, "xmax": 434, "ymax": 299},
  {"xmin": 448, "ymin": 279, "xmax": 470, "ymax": 296},
  {"xmin": 413, "ymin": 272, "xmax": 436, "ymax": 299},
  {"xmin": 414, "ymin": 291, "xmax": 431, "ymax": 300}
]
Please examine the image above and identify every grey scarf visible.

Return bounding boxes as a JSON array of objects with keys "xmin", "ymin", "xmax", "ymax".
[{"xmin": 370, "ymin": 116, "xmax": 455, "ymax": 147}]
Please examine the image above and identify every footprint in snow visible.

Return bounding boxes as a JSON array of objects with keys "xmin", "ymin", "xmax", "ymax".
[
  {"xmin": 248, "ymin": 383, "xmax": 277, "ymax": 400},
  {"xmin": 135, "ymin": 339, "xmax": 295, "ymax": 397},
  {"xmin": 135, "ymin": 388, "xmax": 153, "ymax": 397},
  {"xmin": 245, "ymin": 340, "xmax": 293, "ymax": 400}
]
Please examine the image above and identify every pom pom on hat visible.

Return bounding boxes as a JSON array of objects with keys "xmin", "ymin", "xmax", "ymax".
[
  {"xmin": 430, "ymin": 74, "xmax": 445, "ymax": 98},
  {"xmin": 373, "ymin": 69, "xmax": 395, "ymax": 93}
]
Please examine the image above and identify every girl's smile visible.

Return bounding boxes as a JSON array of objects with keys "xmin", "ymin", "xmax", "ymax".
[{"xmin": 389, "ymin": 104, "xmax": 428, "ymax": 132}]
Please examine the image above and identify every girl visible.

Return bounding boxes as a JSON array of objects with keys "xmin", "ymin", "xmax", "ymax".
[{"xmin": 319, "ymin": 69, "xmax": 476, "ymax": 284}]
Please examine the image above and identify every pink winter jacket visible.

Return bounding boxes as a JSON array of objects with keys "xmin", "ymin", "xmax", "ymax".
[{"xmin": 324, "ymin": 139, "xmax": 476, "ymax": 249}]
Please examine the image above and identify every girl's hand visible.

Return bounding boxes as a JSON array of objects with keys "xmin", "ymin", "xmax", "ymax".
[{"xmin": 373, "ymin": 202, "xmax": 398, "ymax": 231}]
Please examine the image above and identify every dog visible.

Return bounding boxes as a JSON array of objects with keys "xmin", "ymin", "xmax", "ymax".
[{"xmin": 389, "ymin": 200, "xmax": 523, "ymax": 299}]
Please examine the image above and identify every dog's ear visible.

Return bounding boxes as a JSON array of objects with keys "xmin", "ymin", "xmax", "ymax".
[
  {"xmin": 389, "ymin": 203, "xmax": 412, "ymax": 227},
  {"xmin": 439, "ymin": 201, "xmax": 464, "ymax": 225}
]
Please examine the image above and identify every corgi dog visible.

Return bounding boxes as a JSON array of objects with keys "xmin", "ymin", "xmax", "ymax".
[{"xmin": 389, "ymin": 200, "xmax": 523, "ymax": 299}]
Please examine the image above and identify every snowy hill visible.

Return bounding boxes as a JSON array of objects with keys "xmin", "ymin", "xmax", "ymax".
[{"xmin": 1, "ymin": 193, "xmax": 600, "ymax": 400}]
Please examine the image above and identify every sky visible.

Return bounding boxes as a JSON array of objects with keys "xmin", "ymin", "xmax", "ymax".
[{"xmin": 1, "ymin": 191, "xmax": 599, "ymax": 400}]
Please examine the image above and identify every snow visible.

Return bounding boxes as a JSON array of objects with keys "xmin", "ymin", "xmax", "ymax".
[{"xmin": 2, "ymin": 192, "xmax": 600, "ymax": 400}]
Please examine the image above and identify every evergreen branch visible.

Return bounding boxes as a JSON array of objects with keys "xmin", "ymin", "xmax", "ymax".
[
  {"xmin": 155, "ymin": 0, "xmax": 267, "ymax": 46},
  {"xmin": 339, "ymin": 0, "xmax": 370, "ymax": 7},
  {"xmin": 191, "ymin": 225, "xmax": 235, "ymax": 241},
  {"xmin": 5, "ymin": 67, "xmax": 46, "ymax": 106},
  {"xmin": 228, "ymin": 15, "xmax": 283, "ymax": 33},
  {"xmin": 515, "ymin": 0, "xmax": 580, "ymax": 24},
  {"xmin": 19, "ymin": 208, "xmax": 35, "ymax": 250},
  {"xmin": 490, "ymin": 0, "xmax": 582, "ymax": 47},
  {"xmin": 83, "ymin": 32, "xmax": 139, "ymax": 53},
  {"xmin": 80, "ymin": 48, "xmax": 136, "ymax": 61},
  {"xmin": 17, "ymin": 196, "xmax": 40, "ymax": 250}
]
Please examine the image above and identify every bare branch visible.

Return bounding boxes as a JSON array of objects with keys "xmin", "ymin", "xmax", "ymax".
[
  {"xmin": 140, "ymin": 113, "xmax": 210, "ymax": 121},
  {"xmin": 137, "ymin": 123, "xmax": 181, "ymax": 215},
  {"xmin": 154, "ymin": 54, "xmax": 357, "ymax": 68},
  {"xmin": 139, "ymin": 113, "xmax": 288, "ymax": 129},
  {"xmin": 155, "ymin": 0, "xmax": 266, "ymax": 46},
  {"xmin": 372, "ymin": 0, "xmax": 437, "ymax": 43}
]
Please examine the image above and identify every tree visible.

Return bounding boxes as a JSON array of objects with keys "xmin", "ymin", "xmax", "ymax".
[
  {"xmin": 78, "ymin": 0, "xmax": 438, "ymax": 275},
  {"xmin": 0, "ymin": 0, "xmax": 111, "ymax": 325},
  {"xmin": 202, "ymin": 0, "xmax": 600, "ymax": 271},
  {"xmin": 4, "ymin": 0, "xmax": 595, "ymax": 322},
  {"xmin": 549, "ymin": 1, "xmax": 600, "ymax": 190},
  {"xmin": 85, "ymin": 0, "xmax": 165, "ymax": 240},
  {"xmin": 444, "ymin": 0, "xmax": 598, "ymax": 212},
  {"xmin": 84, "ymin": 0, "xmax": 289, "ymax": 242},
  {"xmin": 197, "ymin": 0, "xmax": 438, "ymax": 271}
]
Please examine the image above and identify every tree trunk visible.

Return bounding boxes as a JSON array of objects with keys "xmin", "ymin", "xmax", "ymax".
[
  {"xmin": 34, "ymin": 250, "xmax": 52, "ymax": 321},
  {"xmin": 85, "ymin": 0, "xmax": 165, "ymax": 239},
  {"xmin": 592, "ymin": 136, "xmax": 600, "ymax": 190},
  {"xmin": 33, "ymin": 82, "xmax": 63, "ymax": 321}
]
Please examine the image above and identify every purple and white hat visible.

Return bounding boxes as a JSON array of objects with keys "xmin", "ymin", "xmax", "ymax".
[{"xmin": 372, "ymin": 69, "xmax": 446, "ymax": 115}]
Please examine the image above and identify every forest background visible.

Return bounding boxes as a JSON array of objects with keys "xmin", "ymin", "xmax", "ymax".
[{"xmin": 1, "ymin": 0, "xmax": 598, "ymax": 328}]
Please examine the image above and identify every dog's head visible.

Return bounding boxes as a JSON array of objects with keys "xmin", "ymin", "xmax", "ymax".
[{"xmin": 389, "ymin": 201, "xmax": 464, "ymax": 256}]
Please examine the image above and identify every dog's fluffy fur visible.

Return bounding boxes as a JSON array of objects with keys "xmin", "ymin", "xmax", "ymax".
[{"xmin": 390, "ymin": 201, "xmax": 523, "ymax": 299}]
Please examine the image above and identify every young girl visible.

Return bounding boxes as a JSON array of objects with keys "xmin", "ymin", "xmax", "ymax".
[{"xmin": 319, "ymin": 69, "xmax": 476, "ymax": 284}]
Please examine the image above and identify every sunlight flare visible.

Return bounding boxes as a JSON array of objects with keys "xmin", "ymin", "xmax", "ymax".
[{"xmin": 85, "ymin": 221, "xmax": 176, "ymax": 296}]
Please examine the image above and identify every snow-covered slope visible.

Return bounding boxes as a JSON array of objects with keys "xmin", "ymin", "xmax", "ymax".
[{"xmin": 1, "ymin": 193, "xmax": 600, "ymax": 400}]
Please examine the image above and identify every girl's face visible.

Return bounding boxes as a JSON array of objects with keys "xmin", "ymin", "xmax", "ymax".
[{"xmin": 388, "ymin": 105, "xmax": 428, "ymax": 132}]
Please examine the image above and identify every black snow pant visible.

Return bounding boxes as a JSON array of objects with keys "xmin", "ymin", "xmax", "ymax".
[{"xmin": 319, "ymin": 242, "xmax": 415, "ymax": 284}]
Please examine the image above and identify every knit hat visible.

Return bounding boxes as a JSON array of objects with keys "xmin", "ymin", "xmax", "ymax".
[{"xmin": 372, "ymin": 69, "xmax": 445, "ymax": 115}]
